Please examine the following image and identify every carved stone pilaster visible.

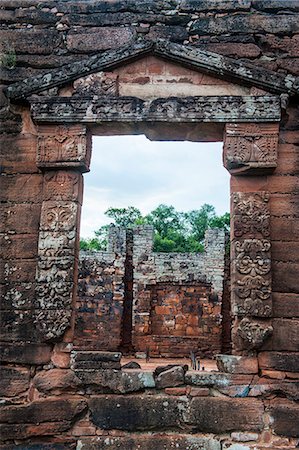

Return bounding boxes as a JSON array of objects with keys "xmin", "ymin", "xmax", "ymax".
[
  {"xmin": 224, "ymin": 123, "xmax": 279, "ymax": 175},
  {"xmin": 37, "ymin": 124, "xmax": 91, "ymax": 173},
  {"xmin": 34, "ymin": 166, "xmax": 83, "ymax": 341},
  {"xmin": 231, "ymin": 192, "xmax": 272, "ymax": 352}
]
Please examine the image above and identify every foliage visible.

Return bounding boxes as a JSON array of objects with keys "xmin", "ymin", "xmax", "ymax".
[
  {"xmin": 80, "ymin": 204, "xmax": 230, "ymax": 253},
  {"xmin": 0, "ymin": 45, "xmax": 16, "ymax": 69}
]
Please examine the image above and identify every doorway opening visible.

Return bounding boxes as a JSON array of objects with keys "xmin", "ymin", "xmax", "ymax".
[{"xmin": 76, "ymin": 134, "xmax": 231, "ymax": 370}]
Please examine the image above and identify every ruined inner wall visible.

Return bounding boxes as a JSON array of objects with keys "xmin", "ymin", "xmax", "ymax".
[
  {"xmin": 132, "ymin": 226, "xmax": 226, "ymax": 357},
  {"xmin": 0, "ymin": 1, "xmax": 299, "ymax": 448}
]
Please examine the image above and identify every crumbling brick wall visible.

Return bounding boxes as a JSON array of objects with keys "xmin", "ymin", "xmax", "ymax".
[
  {"xmin": 75, "ymin": 226, "xmax": 126, "ymax": 351},
  {"xmin": 132, "ymin": 226, "xmax": 226, "ymax": 357}
]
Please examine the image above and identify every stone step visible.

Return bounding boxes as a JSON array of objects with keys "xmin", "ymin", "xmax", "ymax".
[{"xmin": 71, "ymin": 351, "xmax": 122, "ymax": 370}]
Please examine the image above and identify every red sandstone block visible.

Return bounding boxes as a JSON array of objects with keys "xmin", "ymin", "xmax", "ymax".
[
  {"xmin": 270, "ymin": 194, "xmax": 299, "ymax": 218},
  {"xmin": 270, "ymin": 398, "xmax": 299, "ymax": 437},
  {"xmin": 0, "ymin": 174, "xmax": 43, "ymax": 203},
  {"xmin": 272, "ymin": 292, "xmax": 299, "ymax": 318},
  {"xmin": 271, "ymin": 241, "xmax": 299, "ymax": 263},
  {"xmin": 33, "ymin": 369, "xmax": 82, "ymax": 394},
  {"xmin": 0, "ymin": 204, "xmax": 41, "ymax": 234},
  {"xmin": 164, "ymin": 387, "xmax": 188, "ymax": 395},
  {"xmin": 199, "ymin": 43, "xmax": 261, "ymax": 58},
  {"xmin": 0, "ymin": 342, "xmax": 52, "ymax": 365},
  {"xmin": 280, "ymin": 131, "xmax": 299, "ymax": 145},
  {"xmin": 0, "ymin": 366, "xmax": 30, "ymax": 397},
  {"xmin": 0, "ymin": 135, "xmax": 39, "ymax": 174},
  {"xmin": 259, "ymin": 352, "xmax": 299, "ymax": 373},
  {"xmin": 265, "ymin": 319, "xmax": 299, "ymax": 352},
  {"xmin": 272, "ymin": 262, "xmax": 299, "ymax": 293},
  {"xmin": 0, "ymin": 282, "xmax": 35, "ymax": 310},
  {"xmin": 261, "ymin": 369, "xmax": 286, "ymax": 379},
  {"xmin": 0, "ymin": 234, "xmax": 38, "ymax": 259},
  {"xmin": 66, "ymin": 27, "xmax": 136, "ymax": 52},
  {"xmin": 0, "ymin": 29, "xmax": 62, "ymax": 55},
  {"xmin": 271, "ymin": 218, "xmax": 299, "ymax": 241},
  {"xmin": 189, "ymin": 387, "xmax": 210, "ymax": 397},
  {"xmin": 0, "ymin": 259, "xmax": 37, "ymax": 282}
]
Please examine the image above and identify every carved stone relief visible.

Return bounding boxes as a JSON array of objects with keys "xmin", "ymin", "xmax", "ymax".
[
  {"xmin": 35, "ymin": 125, "xmax": 85, "ymax": 341},
  {"xmin": 224, "ymin": 123, "xmax": 279, "ymax": 175},
  {"xmin": 37, "ymin": 124, "xmax": 91, "ymax": 173},
  {"xmin": 231, "ymin": 192, "xmax": 272, "ymax": 350},
  {"xmin": 236, "ymin": 318, "xmax": 273, "ymax": 350}
]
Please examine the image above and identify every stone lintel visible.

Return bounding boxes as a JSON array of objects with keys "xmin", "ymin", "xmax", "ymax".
[{"xmin": 31, "ymin": 95, "xmax": 281, "ymax": 123}]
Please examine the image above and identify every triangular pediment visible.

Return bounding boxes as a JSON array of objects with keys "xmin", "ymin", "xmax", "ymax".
[{"xmin": 5, "ymin": 39, "xmax": 299, "ymax": 101}]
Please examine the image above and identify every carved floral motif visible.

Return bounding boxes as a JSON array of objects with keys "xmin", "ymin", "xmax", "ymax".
[
  {"xmin": 233, "ymin": 192, "xmax": 270, "ymax": 238},
  {"xmin": 231, "ymin": 192, "xmax": 272, "ymax": 323},
  {"xmin": 40, "ymin": 202, "xmax": 78, "ymax": 231}
]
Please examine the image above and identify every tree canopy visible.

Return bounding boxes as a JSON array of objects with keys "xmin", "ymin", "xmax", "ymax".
[{"xmin": 80, "ymin": 204, "xmax": 230, "ymax": 253}]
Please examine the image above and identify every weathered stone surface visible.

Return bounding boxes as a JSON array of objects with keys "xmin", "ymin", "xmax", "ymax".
[
  {"xmin": 0, "ymin": 367, "xmax": 30, "ymax": 397},
  {"xmin": 33, "ymin": 369, "xmax": 82, "ymax": 394},
  {"xmin": 216, "ymin": 355, "xmax": 258, "ymax": 374},
  {"xmin": 252, "ymin": 0, "xmax": 299, "ymax": 12},
  {"xmin": 0, "ymin": 422, "xmax": 72, "ymax": 441},
  {"xmin": 0, "ymin": 397, "xmax": 87, "ymax": 424},
  {"xmin": 31, "ymin": 96, "xmax": 281, "ymax": 124},
  {"xmin": 0, "ymin": 282, "xmax": 35, "ymax": 310},
  {"xmin": 122, "ymin": 361, "xmax": 141, "ymax": 369},
  {"xmin": 71, "ymin": 351, "xmax": 122, "ymax": 370},
  {"xmin": 66, "ymin": 27, "xmax": 136, "ymax": 52},
  {"xmin": 258, "ymin": 352, "xmax": 299, "ymax": 373},
  {"xmin": 155, "ymin": 366, "xmax": 185, "ymax": 389},
  {"xmin": 268, "ymin": 319, "xmax": 299, "ymax": 352},
  {"xmin": 190, "ymin": 14, "xmax": 299, "ymax": 35},
  {"xmin": 0, "ymin": 30, "xmax": 62, "ymax": 55},
  {"xmin": 78, "ymin": 435, "xmax": 221, "ymax": 450},
  {"xmin": 6, "ymin": 40, "xmax": 299, "ymax": 101},
  {"xmin": 89, "ymin": 395, "xmax": 186, "ymax": 430},
  {"xmin": 180, "ymin": 0, "xmax": 251, "ymax": 11},
  {"xmin": 185, "ymin": 371, "xmax": 231, "ymax": 387},
  {"xmin": 224, "ymin": 123, "xmax": 279, "ymax": 175},
  {"xmin": 187, "ymin": 398, "xmax": 264, "ymax": 432},
  {"xmin": 37, "ymin": 124, "xmax": 91, "ymax": 173},
  {"xmin": 270, "ymin": 399, "xmax": 299, "ymax": 437},
  {"xmin": 272, "ymin": 293, "xmax": 299, "ymax": 319},
  {"xmin": 75, "ymin": 369, "xmax": 155, "ymax": 393},
  {"xmin": 0, "ymin": 342, "xmax": 52, "ymax": 365}
]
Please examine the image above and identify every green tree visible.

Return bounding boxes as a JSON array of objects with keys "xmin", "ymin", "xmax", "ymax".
[
  {"xmin": 80, "ymin": 203, "xmax": 230, "ymax": 253},
  {"xmin": 105, "ymin": 206, "xmax": 142, "ymax": 228}
]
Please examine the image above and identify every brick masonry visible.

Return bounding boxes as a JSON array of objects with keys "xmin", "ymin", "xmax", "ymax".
[
  {"xmin": 76, "ymin": 226, "xmax": 226, "ymax": 358},
  {"xmin": 0, "ymin": 1, "xmax": 299, "ymax": 448}
]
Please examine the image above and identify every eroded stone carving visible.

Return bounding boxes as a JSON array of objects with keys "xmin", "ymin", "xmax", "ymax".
[
  {"xmin": 43, "ymin": 171, "xmax": 82, "ymax": 202},
  {"xmin": 40, "ymin": 202, "xmax": 78, "ymax": 231},
  {"xmin": 224, "ymin": 123, "xmax": 279, "ymax": 175},
  {"xmin": 34, "ymin": 309, "xmax": 72, "ymax": 341},
  {"xmin": 233, "ymin": 192, "xmax": 270, "ymax": 239},
  {"xmin": 31, "ymin": 95, "xmax": 281, "ymax": 123},
  {"xmin": 236, "ymin": 318, "xmax": 273, "ymax": 350},
  {"xmin": 37, "ymin": 124, "xmax": 91, "ymax": 172},
  {"xmin": 35, "ymin": 282, "xmax": 73, "ymax": 310},
  {"xmin": 231, "ymin": 192, "xmax": 272, "ymax": 320}
]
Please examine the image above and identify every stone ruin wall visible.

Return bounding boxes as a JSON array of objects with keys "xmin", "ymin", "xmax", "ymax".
[
  {"xmin": 76, "ymin": 226, "xmax": 226, "ymax": 358},
  {"xmin": 132, "ymin": 226, "xmax": 226, "ymax": 357},
  {"xmin": 0, "ymin": 1, "xmax": 299, "ymax": 448}
]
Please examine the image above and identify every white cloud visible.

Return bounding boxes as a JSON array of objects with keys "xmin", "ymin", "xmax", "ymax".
[{"xmin": 80, "ymin": 135, "xmax": 230, "ymax": 238}]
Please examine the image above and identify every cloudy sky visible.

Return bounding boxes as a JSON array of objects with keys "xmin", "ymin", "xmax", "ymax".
[{"xmin": 80, "ymin": 135, "xmax": 230, "ymax": 238}]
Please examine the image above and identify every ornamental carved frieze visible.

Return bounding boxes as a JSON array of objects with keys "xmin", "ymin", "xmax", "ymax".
[
  {"xmin": 35, "ymin": 168, "xmax": 82, "ymax": 342},
  {"xmin": 224, "ymin": 123, "xmax": 279, "ymax": 175},
  {"xmin": 40, "ymin": 201, "xmax": 78, "ymax": 232},
  {"xmin": 37, "ymin": 124, "xmax": 91, "ymax": 172},
  {"xmin": 231, "ymin": 192, "xmax": 272, "ymax": 320},
  {"xmin": 73, "ymin": 71, "xmax": 118, "ymax": 96}
]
